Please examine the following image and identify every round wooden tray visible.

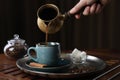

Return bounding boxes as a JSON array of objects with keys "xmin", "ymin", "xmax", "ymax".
[{"xmin": 16, "ymin": 54, "xmax": 106, "ymax": 78}]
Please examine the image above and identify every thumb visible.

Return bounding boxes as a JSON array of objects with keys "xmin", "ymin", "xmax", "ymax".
[{"xmin": 69, "ymin": 0, "xmax": 86, "ymax": 15}]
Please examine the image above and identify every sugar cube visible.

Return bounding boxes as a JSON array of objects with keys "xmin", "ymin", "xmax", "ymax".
[{"xmin": 70, "ymin": 48, "xmax": 87, "ymax": 63}]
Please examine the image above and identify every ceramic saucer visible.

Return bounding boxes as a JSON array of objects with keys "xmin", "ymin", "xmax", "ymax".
[{"xmin": 24, "ymin": 58, "xmax": 72, "ymax": 72}]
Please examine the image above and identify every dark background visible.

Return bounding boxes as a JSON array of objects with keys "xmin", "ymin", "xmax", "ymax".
[{"xmin": 0, "ymin": 0, "xmax": 120, "ymax": 53}]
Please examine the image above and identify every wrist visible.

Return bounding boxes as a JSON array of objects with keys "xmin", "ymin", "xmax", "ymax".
[{"xmin": 100, "ymin": 0, "xmax": 110, "ymax": 6}]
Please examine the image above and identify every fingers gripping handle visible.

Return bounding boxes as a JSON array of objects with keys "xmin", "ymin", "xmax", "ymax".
[{"xmin": 65, "ymin": 0, "xmax": 100, "ymax": 18}]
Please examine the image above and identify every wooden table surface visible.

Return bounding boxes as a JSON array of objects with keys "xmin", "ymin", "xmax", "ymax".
[{"xmin": 0, "ymin": 49, "xmax": 120, "ymax": 80}]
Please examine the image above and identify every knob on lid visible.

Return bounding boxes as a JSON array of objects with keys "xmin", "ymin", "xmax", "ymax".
[{"xmin": 8, "ymin": 34, "xmax": 25, "ymax": 45}]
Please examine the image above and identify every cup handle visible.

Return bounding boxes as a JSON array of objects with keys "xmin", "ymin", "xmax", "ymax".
[{"xmin": 27, "ymin": 47, "xmax": 37, "ymax": 61}]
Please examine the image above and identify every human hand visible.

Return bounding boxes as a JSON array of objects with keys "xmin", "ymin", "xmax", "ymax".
[{"xmin": 69, "ymin": 0, "xmax": 110, "ymax": 19}]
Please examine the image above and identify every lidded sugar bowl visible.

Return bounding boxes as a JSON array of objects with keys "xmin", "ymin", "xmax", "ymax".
[{"xmin": 4, "ymin": 34, "xmax": 28, "ymax": 60}]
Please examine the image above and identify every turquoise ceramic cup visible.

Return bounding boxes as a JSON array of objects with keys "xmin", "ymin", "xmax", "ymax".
[{"xmin": 27, "ymin": 42, "xmax": 61, "ymax": 66}]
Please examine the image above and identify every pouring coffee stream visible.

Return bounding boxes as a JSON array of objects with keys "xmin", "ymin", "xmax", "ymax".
[{"xmin": 37, "ymin": 4, "xmax": 73, "ymax": 44}]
